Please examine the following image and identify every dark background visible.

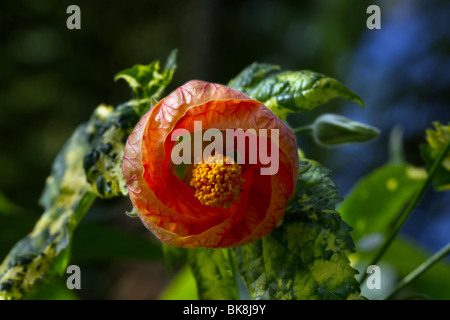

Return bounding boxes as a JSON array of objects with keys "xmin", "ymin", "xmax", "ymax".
[{"xmin": 0, "ymin": 0, "xmax": 449, "ymax": 299}]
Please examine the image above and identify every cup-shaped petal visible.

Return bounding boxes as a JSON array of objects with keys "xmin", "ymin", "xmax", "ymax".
[{"xmin": 122, "ymin": 80, "xmax": 299, "ymax": 248}]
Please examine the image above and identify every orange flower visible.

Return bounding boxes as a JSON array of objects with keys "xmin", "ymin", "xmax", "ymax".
[{"xmin": 122, "ymin": 80, "xmax": 299, "ymax": 248}]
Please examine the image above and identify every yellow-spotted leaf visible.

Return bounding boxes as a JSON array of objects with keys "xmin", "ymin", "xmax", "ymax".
[
  {"xmin": 234, "ymin": 160, "xmax": 362, "ymax": 300},
  {"xmin": 188, "ymin": 248, "xmax": 238, "ymax": 300},
  {"xmin": 420, "ymin": 122, "xmax": 450, "ymax": 191},
  {"xmin": 0, "ymin": 52, "xmax": 178, "ymax": 300},
  {"xmin": 85, "ymin": 51, "xmax": 177, "ymax": 198},
  {"xmin": 229, "ymin": 63, "xmax": 363, "ymax": 121},
  {"xmin": 0, "ymin": 124, "xmax": 96, "ymax": 300},
  {"xmin": 339, "ymin": 164, "xmax": 427, "ymax": 244}
]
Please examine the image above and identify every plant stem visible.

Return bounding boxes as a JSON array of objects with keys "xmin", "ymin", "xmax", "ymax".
[
  {"xmin": 293, "ymin": 125, "xmax": 313, "ymax": 135},
  {"xmin": 359, "ymin": 140, "xmax": 450, "ymax": 286},
  {"xmin": 388, "ymin": 125, "xmax": 405, "ymax": 164},
  {"xmin": 384, "ymin": 243, "xmax": 450, "ymax": 299},
  {"xmin": 225, "ymin": 248, "xmax": 240, "ymax": 300}
]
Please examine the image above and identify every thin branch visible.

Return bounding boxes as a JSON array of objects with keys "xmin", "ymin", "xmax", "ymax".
[
  {"xmin": 293, "ymin": 125, "xmax": 313, "ymax": 135},
  {"xmin": 385, "ymin": 243, "xmax": 450, "ymax": 299},
  {"xmin": 360, "ymin": 140, "xmax": 450, "ymax": 286}
]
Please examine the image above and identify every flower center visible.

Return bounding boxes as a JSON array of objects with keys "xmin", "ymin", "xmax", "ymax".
[{"xmin": 190, "ymin": 154, "xmax": 245, "ymax": 208}]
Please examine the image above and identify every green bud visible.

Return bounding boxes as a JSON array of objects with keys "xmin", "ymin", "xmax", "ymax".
[{"xmin": 312, "ymin": 114, "xmax": 379, "ymax": 146}]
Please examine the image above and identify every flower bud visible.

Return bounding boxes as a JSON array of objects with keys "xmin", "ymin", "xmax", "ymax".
[
  {"xmin": 122, "ymin": 80, "xmax": 299, "ymax": 248},
  {"xmin": 312, "ymin": 114, "xmax": 379, "ymax": 146}
]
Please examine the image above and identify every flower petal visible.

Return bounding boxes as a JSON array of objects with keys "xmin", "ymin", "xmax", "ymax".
[{"xmin": 122, "ymin": 80, "xmax": 299, "ymax": 247}]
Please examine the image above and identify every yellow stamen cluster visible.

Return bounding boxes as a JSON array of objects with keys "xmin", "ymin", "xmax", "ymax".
[{"xmin": 190, "ymin": 154, "xmax": 245, "ymax": 208}]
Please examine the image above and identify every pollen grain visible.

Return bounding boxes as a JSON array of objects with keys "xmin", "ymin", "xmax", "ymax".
[{"xmin": 190, "ymin": 154, "xmax": 245, "ymax": 208}]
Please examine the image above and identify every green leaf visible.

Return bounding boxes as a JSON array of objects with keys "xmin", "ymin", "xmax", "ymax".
[
  {"xmin": 384, "ymin": 242, "xmax": 450, "ymax": 300},
  {"xmin": 162, "ymin": 243, "xmax": 187, "ymax": 276},
  {"xmin": 82, "ymin": 103, "xmax": 140, "ymax": 198},
  {"xmin": 420, "ymin": 122, "xmax": 450, "ymax": 191},
  {"xmin": 338, "ymin": 160, "xmax": 450, "ymax": 299},
  {"xmin": 0, "ymin": 51, "xmax": 178, "ymax": 299},
  {"xmin": 189, "ymin": 248, "xmax": 238, "ymax": 300},
  {"xmin": 26, "ymin": 276, "xmax": 79, "ymax": 300},
  {"xmin": 339, "ymin": 164, "xmax": 427, "ymax": 244},
  {"xmin": 84, "ymin": 51, "xmax": 178, "ymax": 199},
  {"xmin": 229, "ymin": 63, "xmax": 363, "ymax": 121},
  {"xmin": 0, "ymin": 124, "xmax": 96, "ymax": 300},
  {"xmin": 351, "ymin": 236, "xmax": 450, "ymax": 300},
  {"xmin": 234, "ymin": 160, "xmax": 362, "ymax": 300},
  {"xmin": 228, "ymin": 62, "xmax": 280, "ymax": 92},
  {"xmin": 378, "ymin": 237, "xmax": 450, "ymax": 300},
  {"xmin": 115, "ymin": 49, "xmax": 178, "ymax": 114},
  {"xmin": 158, "ymin": 265, "xmax": 199, "ymax": 300}
]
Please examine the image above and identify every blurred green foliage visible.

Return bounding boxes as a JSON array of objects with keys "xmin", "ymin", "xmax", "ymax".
[
  {"xmin": 2, "ymin": 0, "xmax": 448, "ymax": 300},
  {"xmin": 0, "ymin": 1, "xmax": 368, "ymax": 298},
  {"xmin": 0, "ymin": 0, "xmax": 367, "ymax": 213},
  {"xmin": 1, "ymin": 45, "xmax": 371, "ymax": 300}
]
